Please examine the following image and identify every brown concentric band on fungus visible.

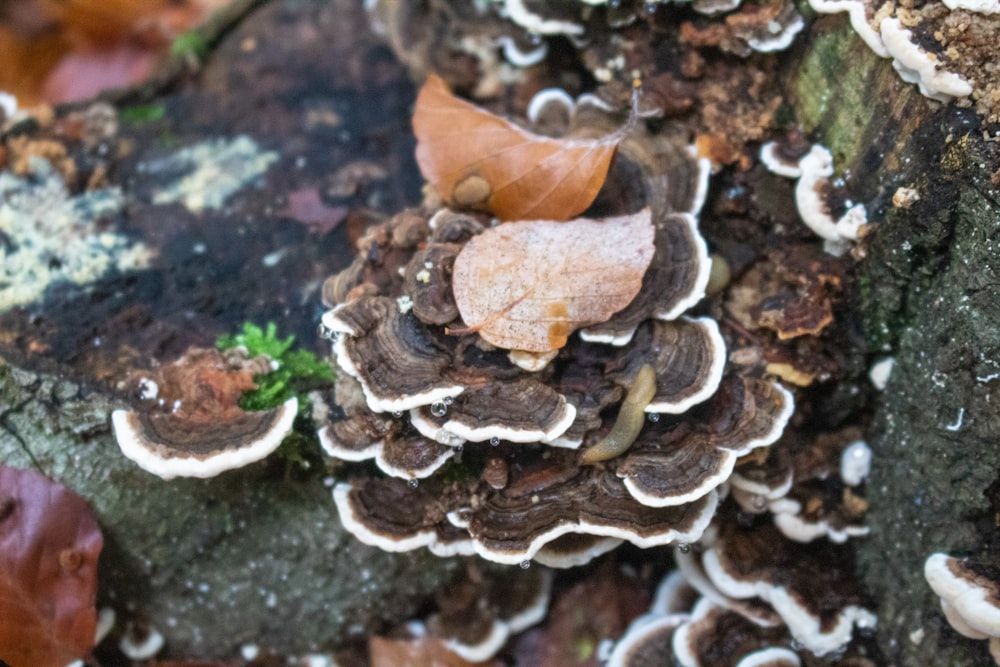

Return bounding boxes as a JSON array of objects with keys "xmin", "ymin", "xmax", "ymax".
[
  {"xmin": 410, "ymin": 377, "xmax": 577, "ymax": 445},
  {"xmin": 617, "ymin": 377, "xmax": 795, "ymax": 508},
  {"xmin": 317, "ymin": 421, "xmax": 455, "ymax": 480},
  {"xmin": 700, "ymin": 523, "xmax": 877, "ymax": 656},
  {"xmin": 324, "ymin": 296, "xmax": 465, "ymax": 413},
  {"xmin": 320, "ymin": 79, "xmax": 796, "ymax": 568},
  {"xmin": 112, "ymin": 398, "xmax": 298, "ymax": 480}
]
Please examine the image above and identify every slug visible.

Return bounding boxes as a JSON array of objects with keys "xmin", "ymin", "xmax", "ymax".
[{"xmin": 581, "ymin": 363, "xmax": 657, "ymax": 464}]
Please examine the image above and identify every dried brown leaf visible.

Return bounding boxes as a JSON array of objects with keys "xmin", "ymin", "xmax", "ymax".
[
  {"xmin": 451, "ymin": 209, "xmax": 655, "ymax": 352},
  {"xmin": 369, "ymin": 636, "xmax": 502, "ymax": 667},
  {"xmin": 0, "ymin": 466, "xmax": 103, "ymax": 667},
  {"xmin": 413, "ymin": 73, "xmax": 626, "ymax": 222}
]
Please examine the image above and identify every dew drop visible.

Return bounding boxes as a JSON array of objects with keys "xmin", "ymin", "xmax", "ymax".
[
  {"xmin": 645, "ymin": 1, "xmax": 657, "ymax": 13},
  {"xmin": 647, "ymin": 412, "xmax": 660, "ymax": 423},
  {"xmin": 430, "ymin": 401, "xmax": 448, "ymax": 417},
  {"xmin": 392, "ymin": 411, "xmax": 402, "ymax": 418},
  {"xmin": 609, "ymin": 0, "xmax": 621, "ymax": 7},
  {"xmin": 528, "ymin": 33, "xmax": 542, "ymax": 45},
  {"xmin": 443, "ymin": 396, "xmax": 454, "ymax": 405},
  {"xmin": 490, "ymin": 437, "xmax": 501, "ymax": 446},
  {"xmin": 407, "ymin": 479, "xmax": 419, "ymax": 488},
  {"xmin": 751, "ymin": 494, "xmax": 768, "ymax": 510},
  {"xmin": 520, "ymin": 560, "xmax": 531, "ymax": 569},
  {"xmin": 677, "ymin": 543, "xmax": 690, "ymax": 553}
]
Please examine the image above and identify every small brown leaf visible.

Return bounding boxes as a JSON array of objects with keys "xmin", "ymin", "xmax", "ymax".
[
  {"xmin": 0, "ymin": 466, "xmax": 103, "ymax": 667},
  {"xmin": 370, "ymin": 636, "xmax": 501, "ymax": 667},
  {"xmin": 278, "ymin": 188, "xmax": 348, "ymax": 236},
  {"xmin": 451, "ymin": 209, "xmax": 655, "ymax": 352},
  {"xmin": 413, "ymin": 73, "xmax": 627, "ymax": 222}
]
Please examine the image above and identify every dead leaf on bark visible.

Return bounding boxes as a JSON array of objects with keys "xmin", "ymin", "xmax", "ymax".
[
  {"xmin": 369, "ymin": 636, "xmax": 503, "ymax": 667},
  {"xmin": 413, "ymin": 73, "xmax": 628, "ymax": 221},
  {"xmin": 451, "ymin": 209, "xmax": 655, "ymax": 352},
  {"xmin": 0, "ymin": 466, "xmax": 103, "ymax": 667}
]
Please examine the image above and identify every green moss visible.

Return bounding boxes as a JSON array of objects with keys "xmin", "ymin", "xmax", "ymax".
[
  {"xmin": 171, "ymin": 30, "xmax": 210, "ymax": 63},
  {"xmin": 793, "ymin": 22, "xmax": 885, "ymax": 169},
  {"xmin": 217, "ymin": 322, "xmax": 335, "ymax": 414},
  {"xmin": 120, "ymin": 104, "xmax": 166, "ymax": 124},
  {"xmin": 217, "ymin": 322, "xmax": 335, "ymax": 469}
]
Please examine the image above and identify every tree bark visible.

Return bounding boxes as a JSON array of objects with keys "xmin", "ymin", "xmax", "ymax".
[{"xmin": 791, "ymin": 15, "xmax": 1000, "ymax": 667}]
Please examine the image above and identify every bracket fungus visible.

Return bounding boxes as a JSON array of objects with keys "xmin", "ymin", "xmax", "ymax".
[
  {"xmin": 925, "ymin": 552, "xmax": 1000, "ymax": 663},
  {"xmin": 605, "ymin": 532, "xmax": 876, "ymax": 665},
  {"xmin": 320, "ymin": 76, "xmax": 795, "ymax": 569},
  {"xmin": 807, "ymin": 0, "xmax": 1000, "ymax": 120},
  {"xmin": 111, "ymin": 347, "xmax": 298, "ymax": 480},
  {"xmin": 759, "ymin": 140, "xmax": 868, "ymax": 256}
]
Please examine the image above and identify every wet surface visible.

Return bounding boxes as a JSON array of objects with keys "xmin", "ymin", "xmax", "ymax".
[{"xmin": 0, "ymin": 0, "xmax": 421, "ymax": 391}]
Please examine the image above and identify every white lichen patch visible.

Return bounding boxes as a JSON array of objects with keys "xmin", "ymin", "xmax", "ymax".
[
  {"xmin": 0, "ymin": 157, "xmax": 153, "ymax": 313},
  {"xmin": 148, "ymin": 135, "xmax": 279, "ymax": 212}
]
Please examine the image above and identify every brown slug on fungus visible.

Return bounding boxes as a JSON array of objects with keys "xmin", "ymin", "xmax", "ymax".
[{"xmin": 581, "ymin": 363, "xmax": 657, "ymax": 464}]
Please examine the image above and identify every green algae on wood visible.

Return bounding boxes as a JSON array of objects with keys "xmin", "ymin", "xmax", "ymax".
[{"xmin": 791, "ymin": 17, "xmax": 929, "ymax": 188}]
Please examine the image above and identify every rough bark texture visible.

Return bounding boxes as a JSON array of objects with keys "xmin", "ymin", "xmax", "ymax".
[
  {"xmin": 2, "ymin": 1, "xmax": 998, "ymax": 662},
  {"xmin": 0, "ymin": 362, "xmax": 459, "ymax": 656},
  {"xmin": 792, "ymin": 15, "xmax": 1000, "ymax": 667},
  {"xmin": 0, "ymin": 0, "xmax": 459, "ymax": 657}
]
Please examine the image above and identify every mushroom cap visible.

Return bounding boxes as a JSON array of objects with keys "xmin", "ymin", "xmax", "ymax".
[
  {"xmin": 453, "ymin": 454, "xmax": 719, "ymax": 564},
  {"xmin": 581, "ymin": 212, "xmax": 712, "ymax": 345},
  {"xmin": 605, "ymin": 317, "xmax": 726, "ymax": 415},
  {"xmin": 409, "ymin": 377, "xmax": 577, "ymax": 445},
  {"xmin": 606, "ymin": 614, "xmax": 687, "ymax": 667},
  {"xmin": 327, "ymin": 296, "xmax": 464, "ymax": 413},
  {"xmin": 925, "ymin": 553, "xmax": 1000, "ymax": 639},
  {"xmin": 615, "ymin": 376, "xmax": 794, "ymax": 507},
  {"xmin": 112, "ymin": 396, "xmax": 298, "ymax": 480},
  {"xmin": 333, "ymin": 451, "xmax": 718, "ymax": 566},
  {"xmin": 333, "ymin": 479, "xmax": 474, "ymax": 557},
  {"xmin": 700, "ymin": 522, "xmax": 876, "ymax": 656},
  {"xmin": 403, "ymin": 242, "xmax": 462, "ymax": 325},
  {"xmin": 426, "ymin": 564, "xmax": 552, "ymax": 662},
  {"xmin": 318, "ymin": 419, "xmax": 456, "ymax": 480},
  {"xmin": 672, "ymin": 598, "xmax": 796, "ymax": 667}
]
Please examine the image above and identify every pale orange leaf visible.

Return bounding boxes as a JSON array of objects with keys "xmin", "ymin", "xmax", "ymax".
[
  {"xmin": 451, "ymin": 209, "xmax": 655, "ymax": 352},
  {"xmin": 370, "ymin": 636, "xmax": 501, "ymax": 667},
  {"xmin": 413, "ymin": 73, "xmax": 626, "ymax": 222}
]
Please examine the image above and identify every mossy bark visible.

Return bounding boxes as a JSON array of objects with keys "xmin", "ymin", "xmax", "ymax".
[
  {"xmin": 790, "ymin": 15, "xmax": 1000, "ymax": 667},
  {"xmin": 0, "ymin": 360, "xmax": 460, "ymax": 656}
]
